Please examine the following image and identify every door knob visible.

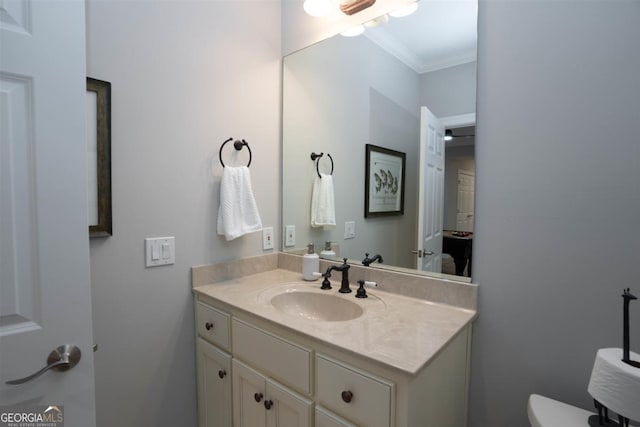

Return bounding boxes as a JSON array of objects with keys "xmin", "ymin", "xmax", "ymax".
[
  {"xmin": 424, "ymin": 251, "xmax": 434, "ymax": 256},
  {"xmin": 5, "ymin": 345, "xmax": 81, "ymax": 385}
]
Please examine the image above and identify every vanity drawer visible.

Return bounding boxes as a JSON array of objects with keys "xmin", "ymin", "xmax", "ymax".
[
  {"xmin": 316, "ymin": 354, "xmax": 394, "ymax": 427},
  {"xmin": 196, "ymin": 302, "xmax": 231, "ymax": 351},
  {"xmin": 232, "ymin": 318, "xmax": 311, "ymax": 395}
]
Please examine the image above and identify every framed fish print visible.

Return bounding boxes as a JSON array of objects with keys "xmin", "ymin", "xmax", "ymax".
[{"xmin": 365, "ymin": 144, "xmax": 405, "ymax": 217}]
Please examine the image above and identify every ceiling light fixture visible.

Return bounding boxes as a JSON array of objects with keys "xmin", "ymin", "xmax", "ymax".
[
  {"xmin": 303, "ymin": 0, "xmax": 332, "ymax": 17},
  {"xmin": 445, "ymin": 129, "xmax": 476, "ymax": 142},
  {"xmin": 444, "ymin": 129, "xmax": 453, "ymax": 141},
  {"xmin": 304, "ymin": 0, "xmax": 377, "ymax": 17},
  {"xmin": 339, "ymin": 0, "xmax": 376, "ymax": 16},
  {"xmin": 389, "ymin": 1, "xmax": 418, "ymax": 18},
  {"xmin": 340, "ymin": 24, "xmax": 366, "ymax": 37},
  {"xmin": 364, "ymin": 14, "xmax": 389, "ymax": 28}
]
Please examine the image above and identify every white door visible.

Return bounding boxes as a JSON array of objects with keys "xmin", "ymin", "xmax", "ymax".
[
  {"xmin": 416, "ymin": 106, "xmax": 445, "ymax": 272},
  {"xmin": 456, "ymin": 169, "xmax": 475, "ymax": 232},
  {"xmin": 0, "ymin": 0, "xmax": 96, "ymax": 425}
]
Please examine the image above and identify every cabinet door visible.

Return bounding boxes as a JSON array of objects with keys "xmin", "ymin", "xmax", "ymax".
[
  {"xmin": 197, "ymin": 338, "xmax": 232, "ymax": 427},
  {"xmin": 315, "ymin": 406, "xmax": 357, "ymax": 427},
  {"xmin": 265, "ymin": 379, "xmax": 312, "ymax": 427},
  {"xmin": 233, "ymin": 359, "xmax": 267, "ymax": 427}
]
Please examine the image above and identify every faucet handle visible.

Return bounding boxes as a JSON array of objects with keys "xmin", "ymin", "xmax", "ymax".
[
  {"xmin": 321, "ymin": 272, "xmax": 332, "ymax": 290},
  {"xmin": 356, "ymin": 280, "xmax": 368, "ymax": 298}
]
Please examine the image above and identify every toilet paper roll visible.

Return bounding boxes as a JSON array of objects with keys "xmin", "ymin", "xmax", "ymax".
[{"xmin": 587, "ymin": 348, "xmax": 640, "ymax": 422}]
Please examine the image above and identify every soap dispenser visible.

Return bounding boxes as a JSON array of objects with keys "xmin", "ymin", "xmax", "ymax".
[
  {"xmin": 303, "ymin": 243, "xmax": 320, "ymax": 281},
  {"xmin": 319, "ymin": 241, "xmax": 336, "ymax": 260}
]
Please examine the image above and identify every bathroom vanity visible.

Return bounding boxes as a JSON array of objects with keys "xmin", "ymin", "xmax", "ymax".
[{"xmin": 192, "ymin": 254, "xmax": 476, "ymax": 427}]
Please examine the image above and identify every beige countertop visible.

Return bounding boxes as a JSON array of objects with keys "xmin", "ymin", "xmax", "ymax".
[{"xmin": 193, "ymin": 268, "xmax": 476, "ymax": 376}]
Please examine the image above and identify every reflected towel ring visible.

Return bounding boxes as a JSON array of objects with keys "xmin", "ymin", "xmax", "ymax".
[
  {"xmin": 310, "ymin": 152, "xmax": 334, "ymax": 178},
  {"xmin": 219, "ymin": 137, "xmax": 252, "ymax": 168}
]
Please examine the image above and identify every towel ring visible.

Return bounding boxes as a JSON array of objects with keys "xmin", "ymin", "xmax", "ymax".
[
  {"xmin": 310, "ymin": 152, "xmax": 334, "ymax": 178},
  {"xmin": 219, "ymin": 137, "xmax": 252, "ymax": 168}
]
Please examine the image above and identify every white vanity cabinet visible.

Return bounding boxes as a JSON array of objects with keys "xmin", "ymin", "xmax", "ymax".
[{"xmin": 195, "ymin": 294, "xmax": 472, "ymax": 427}]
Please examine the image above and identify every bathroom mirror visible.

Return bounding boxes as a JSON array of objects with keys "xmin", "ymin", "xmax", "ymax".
[{"xmin": 282, "ymin": 1, "xmax": 477, "ymax": 281}]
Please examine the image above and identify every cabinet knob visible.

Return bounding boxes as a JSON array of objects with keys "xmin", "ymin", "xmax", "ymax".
[
  {"xmin": 254, "ymin": 392, "xmax": 263, "ymax": 403},
  {"xmin": 264, "ymin": 400, "xmax": 273, "ymax": 410},
  {"xmin": 218, "ymin": 370, "xmax": 226, "ymax": 379},
  {"xmin": 341, "ymin": 390, "xmax": 353, "ymax": 403},
  {"xmin": 205, "ymin": 321, "xmax": 214, "ymax": 331}
]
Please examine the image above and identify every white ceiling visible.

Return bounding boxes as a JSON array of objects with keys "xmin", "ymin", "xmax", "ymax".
[{"xmin": 364, "ymin": 0, "xmax": 478, "ymax": 74}]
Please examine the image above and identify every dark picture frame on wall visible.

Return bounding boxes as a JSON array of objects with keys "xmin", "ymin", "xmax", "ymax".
[
  {"xmin": 86, "ymin": 77, "xmax": 112, "ymax": 237},
  {"xmin": 364, "ymin": 144, "xmax": 406, "ymax": 217}
]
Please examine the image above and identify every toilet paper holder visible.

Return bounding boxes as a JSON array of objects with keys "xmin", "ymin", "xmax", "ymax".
[
  {"xmin": 621, "ymin": 288, "xmax": 638, "ymax": 368},
  {"xmin": 587, "ymin": 288, "xmax": 638, "ymax": 427}
]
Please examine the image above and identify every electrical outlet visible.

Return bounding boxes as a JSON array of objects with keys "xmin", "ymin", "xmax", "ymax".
[
  {"xmin": 344, "ymin": 221, "xmax": 356, "ymax": 239},
  {"xmin": 262, "ymin": 227, "xmax": 274, "ymax": 250},
  {"xmin": 285, "ymin": 225, "xmax": 296, "ymax": 247}
]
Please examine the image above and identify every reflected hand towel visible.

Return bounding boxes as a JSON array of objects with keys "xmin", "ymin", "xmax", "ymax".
[
  {"xmin": 217, "ymin": 166, "xmax": 263, "ymax": 241},
  {"xmin": 311, "ymin": 174, "xmax": 336, "ymax": 228}
]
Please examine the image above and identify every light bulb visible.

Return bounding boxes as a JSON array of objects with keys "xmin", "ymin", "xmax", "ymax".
[
  {"xmin": 303, "ymin": 0, "xmax": 332, "ymax": 17},
  {"xmin": 389, "ymin": 1, "xmax": 418, "ymax": 18},
  {"xmin": 340, "ymin": 25, "xmax": 365, "ymax": 37},
  {"xmin": 444, "ymin": 130, "xmax": 453, "ymax": 141}
]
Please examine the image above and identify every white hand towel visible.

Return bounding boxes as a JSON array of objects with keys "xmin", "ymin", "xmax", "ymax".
[
  {"xmin": 217, "ymin": 166, "xmax": 263, "ymax": 241},
  {"xmin": 311, "ymin": 173, "xmax": 336, "ymax": 228}
]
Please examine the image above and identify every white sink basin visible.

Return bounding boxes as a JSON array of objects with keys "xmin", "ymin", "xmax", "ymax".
[
  {"xmin": 257, "ymin": 283, "xmax": 386, "ymax": 322},
  {"xmin": 270, "ymin": 291, "xmax": 363, "ymax": 321}
]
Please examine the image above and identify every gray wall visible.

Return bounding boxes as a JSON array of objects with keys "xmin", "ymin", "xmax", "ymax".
[
  {"xmin": 86, "ymin": 2, "xmax": 281, "ymax": 426},
  {"xmin": 470, "ymin": 1, "xmax": 640, "ymax": 425},
  {"xmin": 420, "ymin": 61, "xmax": 477, "ymax": 118}
]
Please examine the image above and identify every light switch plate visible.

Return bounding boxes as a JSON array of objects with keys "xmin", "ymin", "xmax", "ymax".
[
  {"xmin": 145, "ymin": 237, "xmax": 175, "ymax": 267},
  {"xmin": 285, "ymin": 225, "xmax": 296, "ymax": 247},
  {"xmin": 262, "ymin": 227, "xmax": 274, "ymax": 250},
  {"xmin": 344, "ymin": 221, "xmax": 356, "ymax": 239}
]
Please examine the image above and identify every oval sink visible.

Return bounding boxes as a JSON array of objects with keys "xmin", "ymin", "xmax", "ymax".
[{"xmin": 270, "ymin": 291, "xmax": 363, "ymax": 322}]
